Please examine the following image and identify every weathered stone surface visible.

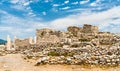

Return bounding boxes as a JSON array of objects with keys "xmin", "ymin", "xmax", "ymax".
[
  {"xmin": 36, "ymin": 28, "xmax": 62, "ymax": 44},
  {"xmin": 15, "ymin": 38, "xmax": 31, "ymax": 51},
  {"xmin": 82, "ymin": 24, "xmax": 98, "ymax": 35}
]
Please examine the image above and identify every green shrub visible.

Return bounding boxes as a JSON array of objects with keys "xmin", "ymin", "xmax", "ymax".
[
  {"xmin": 61, "ymin": 52, "xmax": 69, "ymax": 57},
  {"xmin": 48, "ymin": 51, "xmax": 60, "ymax": 56}
]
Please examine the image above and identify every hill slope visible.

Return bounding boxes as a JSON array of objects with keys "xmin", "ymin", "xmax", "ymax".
[{"xmin": 0, "ymin": 39, "xmax": 7, "ymax": 45}]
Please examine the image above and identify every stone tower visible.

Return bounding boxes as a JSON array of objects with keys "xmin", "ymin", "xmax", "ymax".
[{"xmin": 6, "ymin": 35, "xmax": 11, "ymax": 50}]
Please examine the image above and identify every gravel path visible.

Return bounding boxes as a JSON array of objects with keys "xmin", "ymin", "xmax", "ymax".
[{"xmin": 0, "ymin": 54, "xmax": 120, "ymax": 71}]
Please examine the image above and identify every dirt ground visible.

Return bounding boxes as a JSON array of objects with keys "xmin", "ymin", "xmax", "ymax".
[{"xmin": 0, "ymin": 54, "xmax": 120, "ymax": 71}]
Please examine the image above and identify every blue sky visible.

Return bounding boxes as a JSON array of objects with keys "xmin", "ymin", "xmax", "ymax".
[{"xmin": 0, "ymin": 0, "xmax": 120, "ymax": 40}]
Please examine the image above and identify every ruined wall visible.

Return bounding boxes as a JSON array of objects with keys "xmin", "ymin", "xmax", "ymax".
[
  {"xmin": 67, "ymin": 24, "xmax": 99, "ymax": 38},
  {"xmin": 67, "ymin": 26, "xmax": 80, "ymax": 33},
  {"xmin": 67, "ymin": 26, "xmax": 82, "ymax": 37},
  {"xmin": 15, "ymin": 38, "xmax": 30, "ymax": 49},
  {"xmin": 98, "ymin": 32, "xmax": 111, "ymax": 37},
  {"xmin": 36, "ymin": 28, "xmax": 61, "ymax": 44},
  {"xmin": 37, "ymin": 35, "xmax": 60, "ymax": 43},
  {"xmin": 82, "ymin": 24, "xmax": 98, "ymax": 35}
]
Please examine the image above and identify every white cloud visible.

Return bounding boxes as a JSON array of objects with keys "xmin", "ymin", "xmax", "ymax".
[
  {"xmin": 90, "ymin": 3, "xmax": 97, "ymax": 6},
  {"xmin": 60, "ymin": 6, "xmax": 70, "ymax": 10},
  {"xmin": 90, "ymin": 0, "xmax": 101, "ymax": 6},
  {"xmin": 0, "ymin": 10, "xmax": 44, "ymax": 38},
  {"xmin": 44, "ymin": 0, "xmax": 49, "ymax": 3},
  {"xmin": 64, "ymin": 0, "xmax": 69, "ymax": 4},
  {"xmin": 11, "ymin": 5, "xmax": 26, "ymax": 11},
  {"xmin": 42, "ymin": 12, "xmax": 46, "ymax": 15},
  {"xmin": 66, "ymin": 7, "xmax": 102, "ymax": 13},
  {"xmin": 96, "ymin": 0, "xmax": 101, "ymax": 3},
  {"xmin": 51, "ymin": 8, "xmax": 58, "ymax": 12},
  {"xmin": 0, "ymin": 26, "xmax": 13, "ymax": 31},
  {"xmin": 0, "ymin": 10, "xmax": 7, "ymax": 14},
  {"xmin": 10, "ymin": 1, "xmax": 35, "ymax": 16},
  {"xmin": 10, "ymin": 0, "xmax": 33, "ymax": 6},
  {"xmin": 53, "ymin": 4, "xmax": 60, "ymax": 7},
  {"xmin": 26, "ymin": 7, "xmax": 31, "ymax": 10},
  {"xmin": 72, "ymin": 2, "xmax": 79, "ymax": 5},
  {"xmin": 10, "ymin": 0, "xmax": 19, "ymax": 4},
  {"xmin": 28, "ymin": 12, "xmax": 34, "ymax": 15},
  {"xmin": 80, "ymin": 0, "xmax": 89, "ymax": 4},
  {"xmin": 23, "ymin": 2, "xmax": 30, "ymax": 6}
]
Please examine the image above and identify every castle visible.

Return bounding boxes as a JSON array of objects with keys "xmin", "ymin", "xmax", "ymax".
[{"xmin": 5, "ymin": 24, "xmax": 114, "ymax": 51}]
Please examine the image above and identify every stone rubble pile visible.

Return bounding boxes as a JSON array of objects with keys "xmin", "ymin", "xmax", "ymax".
[{"xmin": 34, "ymin": 42, "xmax": 120, "ymax": 66}]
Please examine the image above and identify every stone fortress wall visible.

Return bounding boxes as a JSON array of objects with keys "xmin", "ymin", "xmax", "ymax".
[{"xmin": 6, "ymin": 24, "xmax": 116, "ymax": 50}]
